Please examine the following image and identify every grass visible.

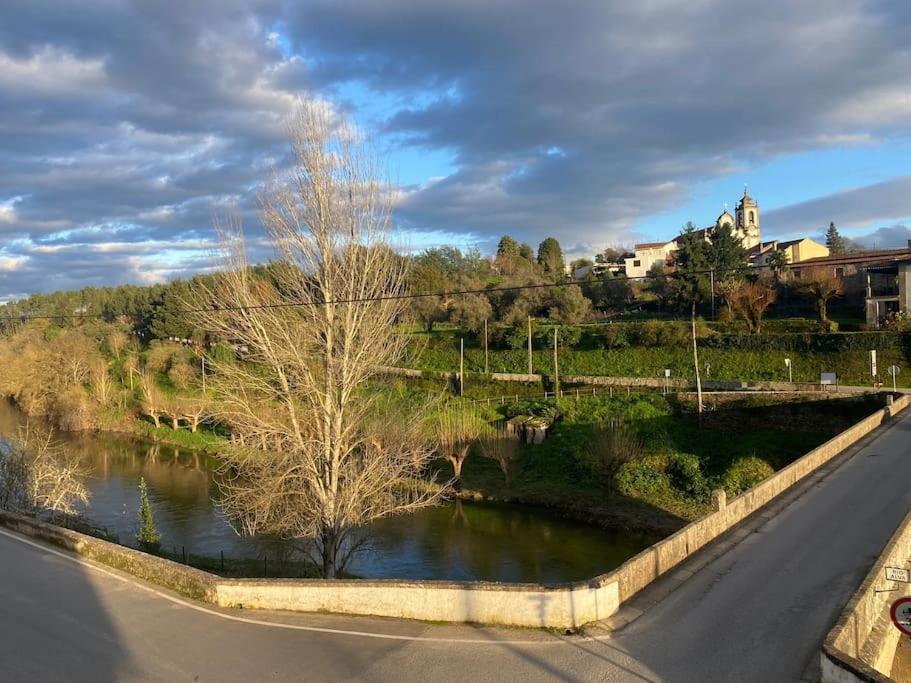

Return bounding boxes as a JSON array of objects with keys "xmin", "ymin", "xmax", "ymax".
[{"xmin": 134, "ymin": 421, "xmax": 227, "ymax": 452}]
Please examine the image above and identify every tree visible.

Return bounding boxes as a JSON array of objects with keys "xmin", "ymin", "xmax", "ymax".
[
  {"xmin": 479, "ymin": 429, "xmax": 520, "ymax": 485},
  {"xmin": 825, "ymin": 222, "xmax": 846, "ymax": 255},
  {"xmin": 799, "ymin": 268, "xmax": 844, "ymax": 327},
  {"xmin": 193, "ymin": 103, "xmax": 446, "ymax": 577},
  {"xmin": 518, "ymin": 243, "xmax": 535, "ymax": 262},
  {"xmin": 537, "ymin": 237, "xmax": 565, "ymax": 280},
  {"xmin": 448, "ymin": 294, "xmax": 493, "ymax": 333},
  {"xmin": 766, "ymin": 250, "xmax": 790, "ymax": 279},
  {"xmin": 433, "ymin": 407, "xmax": 489, "ymax": 488},
  {"xmin": 0, "ymin": 427, "xmax": 89, "ymax": 518},
  {"xmin": 595, "ymin": 247, "xmax": 627, "ymax": 265},
  {"xmin": 548, "ymin": 285, "xmax": 592, "ymax": 325},
  {"xmin": 709, "ymin": 222, "xmax": 749, "ymax": 278},
  {"xmin": 730, "ymin": 279, "xmax": 777, "ymax": 334},
  {"xmin": 496, "ymin": 235, "xmax": 520, "ymax": 259},
  {"xmin": 672, "ymin": 224, "xmax": 709, "ymax": 417},
  {"xmin": 136, "ymin": 477, "xmax": 160, "ymax": 549}
]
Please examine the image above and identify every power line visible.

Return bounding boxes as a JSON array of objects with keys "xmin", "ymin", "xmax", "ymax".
[{"xmin": 0, "ymin": 263, "xmax": 751, "ymax": 322}]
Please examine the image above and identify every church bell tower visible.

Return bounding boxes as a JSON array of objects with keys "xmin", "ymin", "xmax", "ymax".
[{"xmin": 735, "ymin": 185, "xmax": 761, "ymax": 249}]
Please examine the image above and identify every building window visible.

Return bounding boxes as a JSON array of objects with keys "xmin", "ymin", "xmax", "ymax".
[
  {"xmin": 792, "ymin": 269, "xmax": 801, "ymax": 279},
  {"xmin": 834, "ymin": 267, "xmax": 844, "ymax": 280},
  {"xmin": 749, "ymin": 211, "xmax": 755, "ymax": 225},
  {"xmin": 633, "ymin": 259, "xmax": 641, "ymax": 268}
]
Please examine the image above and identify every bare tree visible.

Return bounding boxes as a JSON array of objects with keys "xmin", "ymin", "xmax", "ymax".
[
  {"xmin": 0, "ymin": 426, "xmax": 89, "ymax": 517},
  {"xmin": 193, "ymin": 103, "xmax": 447, "ymax": 577},
  {"xmin": 588, "ymin": 422, "xmax": 645, "ymax": 494}
]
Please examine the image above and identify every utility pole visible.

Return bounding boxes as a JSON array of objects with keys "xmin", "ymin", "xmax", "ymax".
[
  {"xmin": 527, "ymin": 316, "xmax": 533, "ymax": 375},
  {"xmin": 553, "ymin": 327, "xmax": 559, "ymax": 398},
  {"xmin": 484, "ymin": 319, "xmax": 489, "ymax": 375},
  {"xmin": 459, "ymin": 337, "xmax": 465, "ymax": 396},
  {"xmin": 202, "ymin": 356, "xmax": 207, "ymax": 393},
  {"xmin": 692, "ymin": 301, "xmax": 704, "ymax": 420}
]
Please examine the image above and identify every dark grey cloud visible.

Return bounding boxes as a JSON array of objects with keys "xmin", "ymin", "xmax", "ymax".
[
  {"xmin": 2, "ymin": 0, "xmax": 911, "ymax": 298},
  {"xmin": 852, "ymin": 224, "xmax": 911, "ymax": 249},
  {"xmin": 763, "ymin": 176, "xmax": 911, "ymax": 237}
]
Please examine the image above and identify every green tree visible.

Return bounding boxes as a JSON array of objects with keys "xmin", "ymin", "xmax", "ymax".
[
  {"xmin": 136, "ymin": 477, "xmax": 160, "ymax": 549},
  {"xmin": 496, "ymin": 235, "xmax": 520, "ymax": 259},
  {"xmin": 766, "ymin": 250, "xmax": 790, "ymax": 279},
  {"xmin": 518, "ymin": 243, "xmax": 535, "ymax": 262},
  {"xmin": 708, "ymin": 222, "xmax": 749, "ymax": 278},
  {"xmin": 672, "ymin": 224, "xmax": 712, "ymax": 308},
  {"xmin": 825, "ymin": 222, "xmax": 846, "ymax": 255},
  {"xmin": 537, "ymin": 237, "xmax": 565, "ymax": 280},
  {"xmin": 548, "ymin": 285, "xmax": 592, "ymax": 325}
]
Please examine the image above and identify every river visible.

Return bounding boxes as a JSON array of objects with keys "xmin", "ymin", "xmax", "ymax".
[{"xmin": 0, "ymin": 400, "xmax": 659, "ymax": 583}]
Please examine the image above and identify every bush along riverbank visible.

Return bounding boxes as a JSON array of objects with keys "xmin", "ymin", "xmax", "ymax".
[{"xmin": 449, "ymin": 391, "xmax": 888, "ymax": 534}]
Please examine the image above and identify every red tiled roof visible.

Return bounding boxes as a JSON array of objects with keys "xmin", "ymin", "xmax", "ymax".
[
  {"xmin": 634, "ymin": 241, "xmax": 670, "ymax": 250},
  {"xmin": 798, "ymin": 248, "xmax": 911, "ymax": 267}
]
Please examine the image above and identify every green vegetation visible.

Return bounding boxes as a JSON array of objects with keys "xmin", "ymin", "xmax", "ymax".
[
  {"xmin": 456, "ymin": 393, "xmax": 885, "ymax": 530},
  {"xmin": 136, "ymin": 477, "xmax": 161, "ymax": 549}
]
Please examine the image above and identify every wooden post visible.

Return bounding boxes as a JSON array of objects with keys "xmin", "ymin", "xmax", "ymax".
[
  {"xmin": 527, "ymin": 316, "xmax": 533, "ymax": 375},
  {"xmin": 484, "ymin": 319, "xmax": 489, "ymax": 375},
  {"xmin": 459, "ymin": 337, "xmax": 465, "ymax": 396},
  {"xmin": 692, "ymin": 301, "xmax": 704, "ymax": 420},
  {"xmin": 201, "ymin": 356, "xmax": 206, "ymax": 393}
]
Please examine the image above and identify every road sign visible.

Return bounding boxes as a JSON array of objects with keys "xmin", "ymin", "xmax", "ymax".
[
  {"xmin": 664, "ymin": 369, "xmax": 671, "ymax": 378},
  {"xmin": 889, "ymin": 365, "xmax": 901, "ymax": 377},
  {"xmin": 871, "ymin": 350, "xmax": 878, "ymax": 377},
  {"xmin": 820, "ymin": 372, "xmax": 837, "ymax": 386},
  {"xmin": 886, "ymin": 567, "xmax": 910, "ymax": 583},
  {"xmin": 891, "ymin": 597, "xmax": 911, "ymax": 637}
]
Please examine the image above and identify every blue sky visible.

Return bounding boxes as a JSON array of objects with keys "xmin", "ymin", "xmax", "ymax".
[{"xmin": 1, "ymin": 0, "xmax": 910, "ymax": 298}]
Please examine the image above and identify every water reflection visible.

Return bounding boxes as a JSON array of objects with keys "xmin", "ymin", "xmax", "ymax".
[{"xmin": 0, "ymin": 401, "xmax": 658, "ymax": 582}]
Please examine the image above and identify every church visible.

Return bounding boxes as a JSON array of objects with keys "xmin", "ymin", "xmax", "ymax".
[{"xmin": 622, "ymin": 188, "xmax": 827, "ymax": 278}]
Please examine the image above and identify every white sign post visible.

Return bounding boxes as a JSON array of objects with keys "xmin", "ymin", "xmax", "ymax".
[
  {"xmin": 871, "ymin": 350, "xmax": 878, "ymax": 382},
  {"xmin": 664, "ymin": 368, "xmax": 671, "ymax": 395},
  {"xmin": 889, "ymin": 365, "xmax": 901, "ymax": 393},
  {"xmin": 784, "ymin": 358, "xmax": 792, "ymax": 384}
]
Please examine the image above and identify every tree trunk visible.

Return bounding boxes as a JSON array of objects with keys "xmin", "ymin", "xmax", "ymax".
[
  {"xmin": 151, "ymin": 413, "xmax": 160, "ymax": 428},
  {"xmin": 321, "ymin": 527, "xmax": 338, "ymax": 579},
  {"xmin": 450, "ymin": 455, "xmax": 464, "ymax": 490}
]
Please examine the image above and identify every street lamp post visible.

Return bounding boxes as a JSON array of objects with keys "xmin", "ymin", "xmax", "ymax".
[{"xmin": 784, "ymin": 357, "xmax": 792, "ymax": 384}]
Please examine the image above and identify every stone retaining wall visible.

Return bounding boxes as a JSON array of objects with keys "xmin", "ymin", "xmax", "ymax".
[{"xmin": 0, "ymin": 394, "xmax": 905, "ymax": 629}]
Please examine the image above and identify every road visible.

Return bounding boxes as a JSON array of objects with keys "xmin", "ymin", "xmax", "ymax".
[{"xmin": 1, "ymin": 409, "xmax": 910, "ymax": 682}]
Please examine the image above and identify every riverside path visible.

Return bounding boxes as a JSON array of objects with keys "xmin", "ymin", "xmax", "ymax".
[{"xmin": 1, "ymin": 409, "xmax": 910, "ymax": 682}]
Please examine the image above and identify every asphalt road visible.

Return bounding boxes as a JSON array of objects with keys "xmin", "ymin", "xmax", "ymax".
[{"xmin": 1, "ymin": 409, "xmax": 910, "ymax": 682}]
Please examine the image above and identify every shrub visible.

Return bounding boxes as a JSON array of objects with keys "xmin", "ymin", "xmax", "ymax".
[
  {"xmin": 136, "ymin": 477, "xmax": 161, "ymax": 549},
  {"xmin": 600, "ymin": 324, "xmax": 630, "ymax": 349},
  {"xmin": 666, "ymin": 453, "xmax": 709, "ymax": 501},
  {"xmin": 722, "ymin": 456, "xmax": 774, "ymax": 497},
  {"xmin": 615, "ymin": 456, "xmax": 672, "ymax": 499}
]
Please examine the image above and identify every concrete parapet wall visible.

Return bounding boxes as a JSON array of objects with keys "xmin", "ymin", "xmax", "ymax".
[
  {"xmin": 216, "ymin": 577, "xmax": 619, "ymax": 628},
  {"xmin": 822, "ymin": 450, "xmax": 911, "ymax": 681}
]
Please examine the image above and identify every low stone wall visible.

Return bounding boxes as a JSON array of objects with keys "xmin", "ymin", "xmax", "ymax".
[
  {"xmin": 0, "ymin": 510, "xmax": 217, "ymax": 602},
  {"xmin": 821, "ymin": 511, "xmax": 911, "ymax": 681},
  {"xmin": 0, "ymin": 395, "xmax": 905, "ymax": 630},
  {"xmin": 599, "ymin": 394, "xmax": 909, "ymax": 605}
]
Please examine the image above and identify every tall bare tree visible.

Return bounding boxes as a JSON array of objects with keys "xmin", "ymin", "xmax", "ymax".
[
  {"xmin": 194, "ymin": 103, "xmax": 446, "ymax": 577},
  {"xmin": 799, "ymin": 268, "xmax": 843, "ymax": 327},
  {"xmin": 731, "ymin": 278, "xmax": 777, "ymax": 334}
]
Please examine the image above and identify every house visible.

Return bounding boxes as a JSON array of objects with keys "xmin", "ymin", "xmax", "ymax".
[
  {"xmin": 749, "ymin": 238, "xmax": 829, "ymax": 270},
  {"xmin": 791, "ymin": 243, "xmax": 911, "ymax": 327}
]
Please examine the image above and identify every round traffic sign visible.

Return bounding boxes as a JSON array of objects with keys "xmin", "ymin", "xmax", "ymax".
[
  {"xmin": 891, "ymin": 597, "xmax": 911, "ymax": 636},
  {"xmin": 889, "ymin": 365, "xmax": 901, "ymax": 377}
]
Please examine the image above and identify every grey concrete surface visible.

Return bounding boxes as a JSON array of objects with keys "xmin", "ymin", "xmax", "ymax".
[{"xmin": 1, "ymin": 409, "xmax": 910, "ymax": 682}]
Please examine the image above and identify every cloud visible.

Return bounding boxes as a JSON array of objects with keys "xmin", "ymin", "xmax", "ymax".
[
  {"xmin": 763, "ymin": 176, "xmax": 911, "ymax": 237},
  {"xmin": 1, "ymin": 0, "xmax": 911, "ymax": 299},
  {"xmin": 851, "ymin": 224, "xmax": 911, "ymax": 249}
]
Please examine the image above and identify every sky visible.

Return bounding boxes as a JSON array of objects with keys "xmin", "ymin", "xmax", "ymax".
[{"xmin": 2, "ymin": 0, "xmax": 911, "ymax": 299}]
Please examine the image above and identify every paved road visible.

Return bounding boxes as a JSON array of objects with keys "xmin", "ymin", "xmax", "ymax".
[{"xmin": 2, "ymin": 410, "xmax": 910, "ymax": 682}]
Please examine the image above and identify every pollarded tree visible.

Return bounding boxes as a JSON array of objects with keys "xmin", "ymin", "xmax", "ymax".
[
  {"xmin": 730, "ymin": 278, "xmax": 777, "ymax": 334},
  {"xmin": 799, "ymin": 268, "xmax": 844, "ymax": 328},
  {"xmin": 433, "ymin": 407, "xmax": 490, "ymax": 489},
  {"xmin": 192, "ymin": 103, "xmax": 447, "ymax": 578}
]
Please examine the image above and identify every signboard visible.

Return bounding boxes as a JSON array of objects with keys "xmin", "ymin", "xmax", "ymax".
[
  {"xmin": 891, "ymin": 597, "xmax": 911, "ymax": 637},
  {"xmin": 889, "ymin": 365, "xmax": 901, "ymax": 378},
  {"xmin": 664, "ymin": 369, "xmax": 671, "ymax": 378},
  {"xmin": 886, "ymin": 567, "xmax": 911, "ymax": 583},
  {"xmin": 871, "ymin": 350, "xmax": 878, "ymax": 377},
  {"xmin": 820, "ymin": 372, "xmax": 837, "ymax": 386}
]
